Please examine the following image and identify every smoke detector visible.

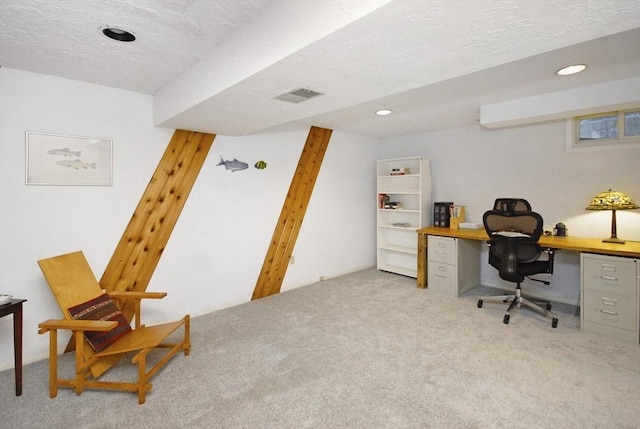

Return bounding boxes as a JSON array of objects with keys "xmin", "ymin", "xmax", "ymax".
[{"xmin": 274, "ymin": 88, "xmax": 323, "ymax": 103}]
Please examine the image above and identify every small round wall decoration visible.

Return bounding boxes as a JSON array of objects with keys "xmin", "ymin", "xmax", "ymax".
[{"xmin": 255, "ymin": 160, "xmax": 267, "ymax": 170}]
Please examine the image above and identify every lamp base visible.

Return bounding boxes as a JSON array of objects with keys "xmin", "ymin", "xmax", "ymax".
[{"xmin": 603, "ymin": 237, "xmax": 626, "ymax": 244}]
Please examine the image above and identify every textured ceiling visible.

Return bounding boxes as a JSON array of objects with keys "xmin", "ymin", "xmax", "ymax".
[
  {"xmin": 1, "ymin": 0, "xmax": 639, "ymax": 137},
  {"xmin": 0, "ymin": 0, "xmax": 274, "ymax": 93}
]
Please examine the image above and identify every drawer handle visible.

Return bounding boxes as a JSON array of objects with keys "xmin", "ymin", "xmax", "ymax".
[
  {"xmin": 599, "ymin": 275, "xmax": 618, "ymax": 281},
  {"xmin": 599, "ymin": 309, "xmax": 618, "ymax": 316},
  {"xmin": 601, "ymin": 298, "xmax": 617, "ymax": 306},
  {"xmin": 437, "ymin": 243, "xmax": 446, "ymax": 248},
  {"xmin": 436, "ymin": 250, "xmax": 447, "ymax": 255},
  {"xmin": 601, "ymin": 264, "xmax": 617, "ymax": 272}
]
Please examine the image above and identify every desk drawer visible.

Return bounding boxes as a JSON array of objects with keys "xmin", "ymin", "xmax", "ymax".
[
  {"xmin": 428, "ymin": 262, "xmax": 457, "ymax": 297},
  {"xmin": 583, "ymin": 290, "xmax": 637, "ymax": 331},
  {"xmin": 582, "ymin": 254, "xmax": 637, "ymax": 297},
  {"xmin": 428, "ymin": 236, "xmax": 457, "ymax": 265}
]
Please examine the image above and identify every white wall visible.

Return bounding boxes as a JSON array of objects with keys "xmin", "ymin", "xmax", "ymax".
[
  {"xmin": 0, "ymin": 68, "xmax": 378, "ymax": 370},
  {"xmin": 378, "ymin": 122, "xmax": 640, "ymax": 304},
  {"xmin": 2, "ymin": 67, "xmax": 638, "ymax": 371}
]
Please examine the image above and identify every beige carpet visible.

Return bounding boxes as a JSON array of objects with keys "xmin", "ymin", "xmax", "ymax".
[{"xmin": 1, "ymin": 268, "xmax": 639, "ymax": 428}]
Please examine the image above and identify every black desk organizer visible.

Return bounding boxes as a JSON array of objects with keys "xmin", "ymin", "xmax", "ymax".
[{"xmin": 434, "ymin": 202, "xmax": 453, "ymax": 227}]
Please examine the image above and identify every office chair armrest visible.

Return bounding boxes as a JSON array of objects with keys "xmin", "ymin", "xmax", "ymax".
[{"xmin": 541, "ymin": 247, "xmax": 556, "ymax": 274}]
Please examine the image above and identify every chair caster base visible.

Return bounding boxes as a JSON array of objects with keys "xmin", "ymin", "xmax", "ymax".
[{"xmin": 477, "ymin": 292, "xmax": 558, "ymax": 328}]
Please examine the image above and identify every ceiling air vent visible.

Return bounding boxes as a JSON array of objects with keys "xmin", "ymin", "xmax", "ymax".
[{"xmin": 274, "ymin": 88, "xmax": 323, "ymax": 103}]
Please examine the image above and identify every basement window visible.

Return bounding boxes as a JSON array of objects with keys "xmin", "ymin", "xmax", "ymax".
[{"xmin": 566, "ymin": 108, "xmax": 640, "ymax": 152}]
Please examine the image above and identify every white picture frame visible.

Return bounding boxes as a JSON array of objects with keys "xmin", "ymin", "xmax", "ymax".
[{"xmin": 26, "ymin": 132, "xmax": 113, "ymax": 186}]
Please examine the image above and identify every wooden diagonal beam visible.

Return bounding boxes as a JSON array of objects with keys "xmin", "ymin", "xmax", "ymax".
[
  {"xmin": 252, "ymin": 126, "xmax": 332, "ymax": 300},
  {"xmin": 64, "ymin": 130, "xmax": 215, "ymax": 367}
]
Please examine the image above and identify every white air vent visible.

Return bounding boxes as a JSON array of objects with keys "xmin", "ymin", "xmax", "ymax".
[{"xmin": 274, "ymin": 88, "xmax": 323, "ymax": 103}]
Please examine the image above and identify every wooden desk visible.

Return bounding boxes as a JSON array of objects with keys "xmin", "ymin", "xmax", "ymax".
[
  {"xmin": 417, "ymin": 227, "xmax": 640, "ymax": 288},
  {"xmin": 0, "ymin": 299, "xmax": 27, "ymax": 396}
]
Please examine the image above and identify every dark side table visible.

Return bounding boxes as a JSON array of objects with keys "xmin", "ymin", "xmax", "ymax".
[{"xmin": 0, "ymin": 299, "xmax": 27, "ymax": 396}]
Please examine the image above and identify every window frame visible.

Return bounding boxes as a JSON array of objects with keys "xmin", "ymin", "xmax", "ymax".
[{"xmin": 566, "ymin": 108, "xmax": 640, "ymax": 152}]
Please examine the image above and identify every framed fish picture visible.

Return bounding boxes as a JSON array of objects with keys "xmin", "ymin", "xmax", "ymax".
[{"xmin": 26, "ymin": 132, "xmax": 113, "ymax": 186}]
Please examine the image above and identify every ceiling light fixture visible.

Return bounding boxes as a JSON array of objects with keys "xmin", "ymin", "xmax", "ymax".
[
  {"xmin": 555, "ymin": 64, "xmax": 586, "ymax": 76},
  {"xmin": 376, "ymin": 109, "xmax": 393, "ymax": 116},
  {"xmin": 101, "ymin": 26, "xmax": 136, "ymax": 42}
]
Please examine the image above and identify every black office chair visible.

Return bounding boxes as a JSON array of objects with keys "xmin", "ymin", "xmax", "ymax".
[{"xmin": 477, "ymin": 198, "xmax": 558, "ymax": 328}]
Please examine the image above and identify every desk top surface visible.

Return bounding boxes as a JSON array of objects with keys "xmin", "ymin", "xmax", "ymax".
[{"xmin": 419, "ymin": 226, "xmax": 640, "ymax": 259}]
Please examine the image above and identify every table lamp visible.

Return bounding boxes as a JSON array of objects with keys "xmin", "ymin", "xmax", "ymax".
[{"xmin": 586, "ymin": 189, "xmax": 638, "ymax": 244}]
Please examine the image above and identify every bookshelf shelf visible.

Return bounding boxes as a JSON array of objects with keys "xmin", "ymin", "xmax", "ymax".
[{"xmin": 376, "ymin": 157, "xmax": 431, "ymax": 278}]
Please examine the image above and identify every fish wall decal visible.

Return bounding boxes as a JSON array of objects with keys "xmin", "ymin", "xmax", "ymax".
[
  {"xmin": 217, "ymin": 157, "xmax": 248, "ymax": 172},
  {"xmin": 47, "ymin": 147, "xmax": 81, "ymax": 157},
  {"xmin": 254, "ymin": 160, "xmax": 267, "ymax": 169},
  {"xmin": 56, "ymin": 159, "xmax": 97, "ymax": 170}
]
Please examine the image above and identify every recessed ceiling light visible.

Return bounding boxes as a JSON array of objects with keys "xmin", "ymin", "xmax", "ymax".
[
  {"xmin": 376, "ymin": 109, "xmax": 393, "ymax": 116},
  {"xmin": 555, "ymin": 64, "xmax": 586, "ymax": 76},
  {"xmin": 101, "ymin": 26, "xmax": 136, "ymax": 42}
]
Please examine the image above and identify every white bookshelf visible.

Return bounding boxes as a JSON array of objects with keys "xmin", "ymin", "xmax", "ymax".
[{"xmin": 376, "ymin": 157, "xmax": 431, "ymax": 277}]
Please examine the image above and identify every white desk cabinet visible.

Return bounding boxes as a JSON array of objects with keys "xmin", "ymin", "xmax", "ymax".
[
  {"xmin": 427, "ymin": 236, "xmax": 480, "ymax": 297},
  {"xmin": 581, "ymin": 253, "xmax": 639, "ymax": 344}
]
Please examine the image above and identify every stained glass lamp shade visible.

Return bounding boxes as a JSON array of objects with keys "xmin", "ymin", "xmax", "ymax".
[{"xmin": 586, "ymin": 189, "xmax": 638, "ymax": 244}]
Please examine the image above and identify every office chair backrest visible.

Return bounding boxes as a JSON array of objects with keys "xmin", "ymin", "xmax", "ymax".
[
  {"xmin": 492, "ymin": 198, "xmax": 531, "ymax": 213},
  {"xmin": 483, "ymin": 210, "xmax": 543, "ymax": 241},
  {"xmin": 483, "ymin": 202, "xmax": 545, "ymax": 282}
]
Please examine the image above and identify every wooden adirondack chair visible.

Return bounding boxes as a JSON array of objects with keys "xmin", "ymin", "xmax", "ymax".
[{"xmin": 37, "ymin": 251, "xmax": 190, "ymax": 404}]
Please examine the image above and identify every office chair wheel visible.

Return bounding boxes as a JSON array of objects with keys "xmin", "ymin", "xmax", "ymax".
[
  {"xmin": 503, "ymin": 314, "xmax": 510, "ymax": 324},
  {"xmin": 477, "ymin": 299, "xmax": 483, "ymax": 308},
  {"xmin": 546, "ymin": 303, "xmax": 552, "ymax": 311},
  {"xmin": 552, "ymin": 318, "xmax": 558, "ymax": 328}
]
